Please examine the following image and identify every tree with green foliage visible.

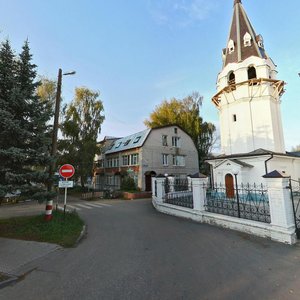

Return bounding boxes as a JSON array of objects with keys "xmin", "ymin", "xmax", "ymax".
[
  {"xmin": 144, "ymin": 92, "xmax": 216, "ymax": 173},
  {"xmin": 0, "ymin": 39, "xmax": 52, "ymax": 201},
  {"xmin": 58, "ymin": 87, "xmax": 105, "ymax": 187},
  {"xmin": 37, "ymin": 76, "xmax": 57, "ymax": 110}
]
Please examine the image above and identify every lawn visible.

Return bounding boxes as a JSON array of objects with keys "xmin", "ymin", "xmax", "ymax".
[{"xmin": 0, "ymin": 210, "xmax": 84, "ymax": 247}]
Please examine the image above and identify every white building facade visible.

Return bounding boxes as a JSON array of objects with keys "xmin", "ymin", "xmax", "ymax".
[{"xmin": 207, "ymin": 0, "xmax": 300, "ymax": 187}]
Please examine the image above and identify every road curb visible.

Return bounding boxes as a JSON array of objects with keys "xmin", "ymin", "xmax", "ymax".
[
  {"xmin": 75, "ymin": 225, "xmax": 87, "ymax": 246},
  {"xmin": 0, "ymin": 273, "xmax": 18, "ymax": 289}
]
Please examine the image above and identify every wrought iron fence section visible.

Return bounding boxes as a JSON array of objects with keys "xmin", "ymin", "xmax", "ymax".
[
  {"xmin": 164, "ymin": 178, "xmax": 190, "ymax": 193},
  {"xmin": 164, "ymin": 178, "xmax": 193, "ymax": 209},
  {"xmin": 205, "ymin": 183, "xmax": 270, "ymax": 223}
]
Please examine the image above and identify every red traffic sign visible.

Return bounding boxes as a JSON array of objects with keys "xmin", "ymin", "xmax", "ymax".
[{"xmin": 59, "ymin": 164, "xmax": 75, "ymax": 179}]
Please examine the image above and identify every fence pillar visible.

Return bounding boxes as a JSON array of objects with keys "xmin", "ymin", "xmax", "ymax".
[
  {"xmin": 191, "ymin": 173, "xmax": 208, "ymax": 211},
  {"xmin": 167, "ymin": 176, "xmax": 175, "ymax": 192},
  {"xmin": 187, "ymin": 176, "xmax": 192, "ymax": 191},
  {"xmin": 152, "ymin": 175, "xmax": 166, "ymax": 204},
  {"xmin": 263, "ymin": 171, "xmax": 297, "ymax": 244}
]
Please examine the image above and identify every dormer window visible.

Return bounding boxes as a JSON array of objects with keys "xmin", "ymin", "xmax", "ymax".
[
  {"xmin": 228, "ymin": 71, "xmax": 236, "ymax": 90},
  {"xmin": 108, "ymin": 143, "xmax": 115, "ymax": 150},
  {"xmin": 228, "ymin": 39, "xmax": 235, "ymax": 54},
  {"xmin": 133, "ymin": 136, "xmax": 141, "ymax": 144},
  {"xmin": 256, "ymin": 34, "xmax": 264, "ymax": 48},
  {"xmin": 124, "ymin": 139, "xmax": 131, "ymax": 146},
  {"xmin": 115, "ymin": 142, "xmax": 122, "ymax": 148},
  {"xmin": 243, "ymin": 32, "xmax": 252, "ymax": 47}
]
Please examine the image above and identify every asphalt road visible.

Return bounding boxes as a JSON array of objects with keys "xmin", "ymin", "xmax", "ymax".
[{"xmin": 1, "ymin": 198, "xmax": 300, "ymax": 300}]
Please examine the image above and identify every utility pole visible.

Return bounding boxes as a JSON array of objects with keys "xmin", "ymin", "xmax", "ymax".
[
  {"xmin": 45, "ymin": 69, "xmax": 75, "ymax": 221},
  {"xmin": 45, "ymin": 68, "xmax": 62, "ymax": 221}
]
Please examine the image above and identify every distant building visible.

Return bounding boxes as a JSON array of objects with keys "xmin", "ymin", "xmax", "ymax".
[
  {"xmin": 206, "ymin": 0, "xmax": 300, "ymax": 188},
  {"xmin": 94, "ymin": 125, "xmax": 199, "ymax": 191}
]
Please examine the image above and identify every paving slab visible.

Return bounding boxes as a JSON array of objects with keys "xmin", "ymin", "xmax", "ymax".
[{"xmin": 0, "ymin": 237, "xmax": 60, "ymax": 274}]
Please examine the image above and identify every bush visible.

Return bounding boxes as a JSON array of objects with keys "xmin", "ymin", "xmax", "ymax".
[{"xmin": 120, "ymin": 176, "xmax": 137, "ymax": 191}]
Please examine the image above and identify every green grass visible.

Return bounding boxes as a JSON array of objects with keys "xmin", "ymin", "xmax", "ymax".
[{"xmin": 0, "ymin": 210, "xmax": 84, "ymax": 247}]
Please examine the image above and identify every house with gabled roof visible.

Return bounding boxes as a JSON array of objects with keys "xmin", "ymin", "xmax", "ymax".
[{"xmin": 94, "ymin": 125, "xmax": 199, "ymax": 191}]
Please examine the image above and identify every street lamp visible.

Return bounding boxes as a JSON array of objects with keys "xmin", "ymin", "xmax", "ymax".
[
  {"xmin": 45, "ymin": 68, "xmax": 75, "ymax": 221},
  {"xmin": 233, "ymin": 170, "xmax": 241, "ymax": 218}
]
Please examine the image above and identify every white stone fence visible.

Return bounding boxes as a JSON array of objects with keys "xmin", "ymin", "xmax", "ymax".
[{"xmin": 152, "ymin": 173, "xmax": 297, "ymax": 245}]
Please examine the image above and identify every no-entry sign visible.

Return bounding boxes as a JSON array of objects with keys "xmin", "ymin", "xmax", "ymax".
[{"xmin": 59, "ymin": 164, "xmax": 75, "ymax": 179}]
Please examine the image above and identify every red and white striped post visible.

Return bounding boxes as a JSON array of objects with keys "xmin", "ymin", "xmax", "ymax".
[{"xmin": 45, "ymin": 200, "xmax": 53, "ymax": 221}]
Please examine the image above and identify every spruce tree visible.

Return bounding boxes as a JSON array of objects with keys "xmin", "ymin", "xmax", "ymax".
[{"xmin": 0, "ymin": 40, "xmax": 52, "ymax": 201}]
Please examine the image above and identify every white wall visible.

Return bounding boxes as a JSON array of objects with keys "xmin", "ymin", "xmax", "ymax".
[
  {"xmin": 209, "ymin": 155, "xmax": 300, "ymax": 186},
  {"xmin": 215, "ymin": 56, "xmax": 285, "ymax": 155}
]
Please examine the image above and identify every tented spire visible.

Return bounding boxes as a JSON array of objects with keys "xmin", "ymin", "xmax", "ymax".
[{"xmin": 223, "ymin": 0, "xmax": 267, "ymax": 66}]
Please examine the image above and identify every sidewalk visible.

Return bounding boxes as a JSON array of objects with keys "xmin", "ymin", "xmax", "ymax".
[
  {"xmin": 0, "ymin": 198, "xmax": 75, "ymax": 287},
  {"xmin": 0, "ymin": 237, "xmax": 60, "ymax": 274}
]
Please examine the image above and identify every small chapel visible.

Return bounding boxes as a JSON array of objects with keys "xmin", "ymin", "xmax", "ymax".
[{"xmin": 206, "ymin": 0, "xmax": 300, "ymax": 187}]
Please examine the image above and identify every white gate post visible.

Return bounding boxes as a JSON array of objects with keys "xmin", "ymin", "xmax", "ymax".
[
  {"xmin": 152, "ymin": 175, "xmax": 166, "ymax": 204},
  {"xmin": 167, "ymin": 176, "xmax": 175, "ymax": 192},
  {"xmin": 191, "ymin": 173, "xmax": 208, "ymax": 212},
  {"xmin": 263, "ymin": 171, "xmax": 297, "ymax": 244},
  {"xmin": 187, "ymin": 176, "xmax": 192, "ymax": 191}
]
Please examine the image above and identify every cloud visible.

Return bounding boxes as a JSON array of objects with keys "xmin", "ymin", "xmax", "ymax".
[
  {"xmin": 148, "ymin": 0, "xmax": 219, "ymax": 27},
  {"xmin": 154, "ymin": 73, "xmax": 187, "ymax": 90}
]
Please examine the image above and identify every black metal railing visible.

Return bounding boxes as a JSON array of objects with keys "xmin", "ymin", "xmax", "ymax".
[
  {"xmin": 289, "ymin": 179, "xmax": 300, "ymax": 238},
  {"xmin": 164, "ymin": 178, "xmax": 193, "ymax": 209},
  {"xmin": 205, "ymin": 183, "xmax": 270, "ymax": 223}
]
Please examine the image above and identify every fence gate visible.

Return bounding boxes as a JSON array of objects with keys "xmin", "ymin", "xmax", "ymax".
[{"xmin": 290, "ymin": 179, "xmax": 300, "ymax": 239}]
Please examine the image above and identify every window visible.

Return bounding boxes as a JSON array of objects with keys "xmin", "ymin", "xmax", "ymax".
[
  {"xmin": 228, "ymin": 71, "xmax": 235, "ymax": 86},
  {"xmin": 115, "ymin": 142, "xmax": 122, "ymax": 148},
  {"xmin": 248, "ymin": 66, "xmax": 257, "ymax": 85},
  {"xmin": 243, "ymin": 32, "xmax": 252, "ymax": 47},
  {"xmin": 122, "ymin": 155, "xmax": 129, "ymax": 166},
  {"xmin": 174, "ymin": 128, "xmax": 178, "ymax": 134},
  {"xmin": 173, "ymin": 155, "xmax": 185, "ymax": 166},
  {"xmin": 106, "ymin": 175, "xmax": 114, "ymax": 186},
  {"xmin": 124, "ymin": 139, "xmax": 131, "ymax": 146},
  {"xmin": 96, "ymin": 159, "xmax": 104, "ymax": 168},
  {"xmin": 113, "ymin": 157, "xmax": 119, "ymax": 167},
  {"xmin": 106, "ymin": 159, "xmax": 113, "ymax": 168},
  {"xmin": 172, "ymin": 136, "xmax": 180, "ymax": 147},
  {"xmin": 133, "ymin": 136, "xmax": 141, "ymax": 144},
  {"xmin": 233, "ymin": 114, "xmax": 237, "ymax": 122},
  {"xmin": 108, "ymin": 143, "xmax": 115, "ymax": 150},
  {"xmin": 130, "ymin": 153, "xmax": 139, "ymax": 165},
  {"xmin": 162, "ymin": 135, "xmax": 168, "ymax": 146},
  {"xmin": 228, "ymin": 39, "xmax": 235, "ymax": 54},
  {"xmin": 248, "ymin": 66, "xmax": 257, "ymax": 80},
  {"xmin": 162, "ymin": 154, "xmax": 168, "ymax": 166}
]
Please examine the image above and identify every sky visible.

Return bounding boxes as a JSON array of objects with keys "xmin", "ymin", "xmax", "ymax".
[{"xmin": 0, "ymin": 0, "xmax": 299, "ymax": 151}]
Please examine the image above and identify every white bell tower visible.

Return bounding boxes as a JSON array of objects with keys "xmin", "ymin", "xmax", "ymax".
[{"xmin": 212, "ymin": 0, "xmax": 286, "ymax": 155}]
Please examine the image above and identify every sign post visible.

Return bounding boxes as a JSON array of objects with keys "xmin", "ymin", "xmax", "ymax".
[{"xmin": 59, "ymin": 164, "xmax": 75, "ymax": 215}]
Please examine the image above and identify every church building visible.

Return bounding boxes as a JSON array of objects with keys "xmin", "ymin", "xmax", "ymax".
[{"xmin": 206, "ymin": 0, "xmax": 300, "ymax": 187}]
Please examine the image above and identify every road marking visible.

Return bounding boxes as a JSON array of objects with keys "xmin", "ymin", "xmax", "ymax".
[
  {"xmin": 85, "ymin": 203, "xmax": 104, "ymax": 208},
  {"xmin": 67, "ymin": 205, "xmax": 81, "ymax": 211},
  {"xmin": 76, "ymin": 204, "xmax": 93, "ymax": 209},
  {"xmin": 95, "ymin": 203, "xmax": 111, "ymax": 207}
]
